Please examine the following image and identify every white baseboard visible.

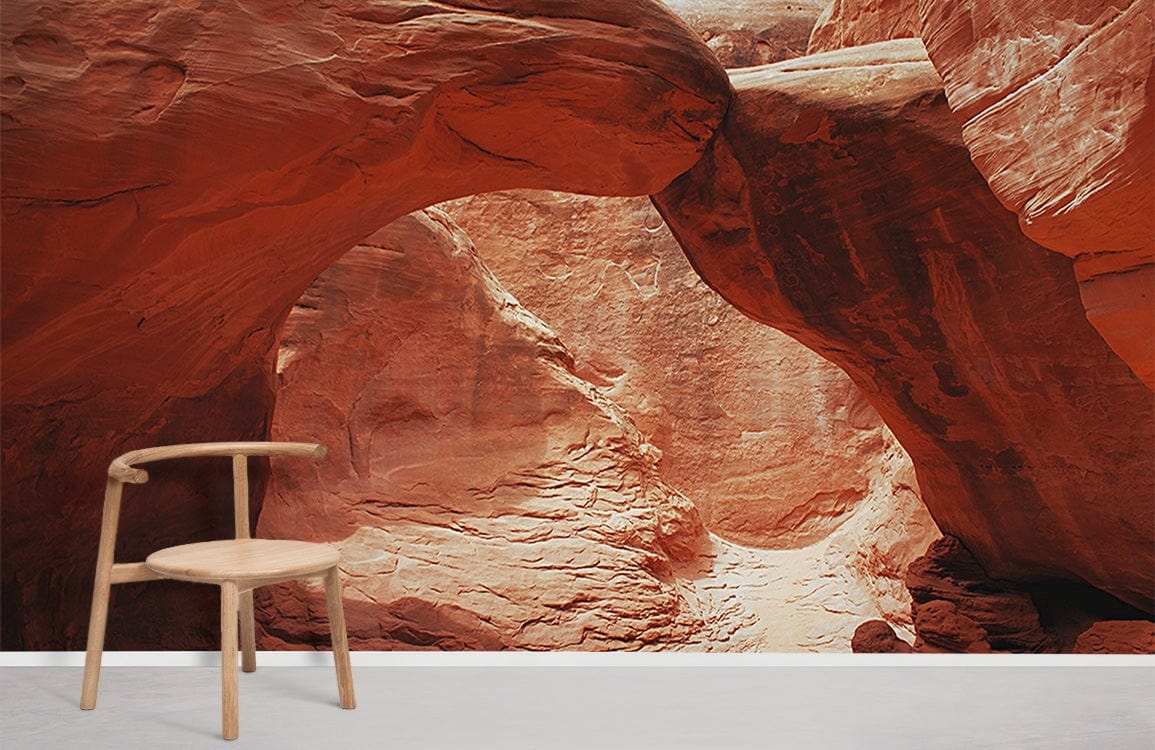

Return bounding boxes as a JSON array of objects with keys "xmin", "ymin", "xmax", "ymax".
[{"xmin": 0, "ymin": 651, "xmax": 1148, "ymax": 667}]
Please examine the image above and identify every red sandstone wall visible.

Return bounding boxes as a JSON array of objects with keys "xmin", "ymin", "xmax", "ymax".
[
  {"xmin": 0, "ymin": 0, "xmax": 729, "ymax": 650},
  {"xmin": 808, "ymin": 0, "xmax": 1155, "ymax": 388},
  {"xmin": 654, "ymin": 40, "xmax": 1155, "ymax": 613}
]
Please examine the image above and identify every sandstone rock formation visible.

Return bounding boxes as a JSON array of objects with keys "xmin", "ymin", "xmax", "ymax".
[
  {"xmin": 653, "ymin": 40, "xmax": 1155, "ymax": 613},
  {"xmin": 0, "ymin": 0, "xmax": 729, "ymax": 649},
  {"xmin": 906, "ymin": 537, "xmax": 1054, "ymax": 653},
  {"xmin": 257, "ymin": 207, "xmax": 934, "ymax": 650},
  {"xmin": 915, "ymin": 1, "xmax": 1154, "ymax": 388},
  {"xmin": 441, "ymin": 189, "xmax": 939, "ymax": 637},
  {"xmin": 1073, "ymin": 621, "xmax": 1155, "ymax": 655},
  {"xmin": 850, "ymin": 619, "xmax": 913, "ymax": 653},
  {"xmin": 911, "ymin": 600, "xmax": 994, "ymax": 653},
  {"xmin": 819, "ymin": 443, "xmax": 937, "ymax": 633},
  {"xmin": 807, "ymin": 0, "xmax": 917, "ymax": 54},
  {"xmin": 664, "ymin": 0, "xmax": 827, "ymax": 67},
  {"xmin": 3, "ymin": 0, "xmax": 1148, "ymax": 654},
  {"xmin": 441, "ymin": 190, "xmax": 907, "ymax": 551},
  {"xmin": 257, "ymin": 209, "xmax": 726, "ymax": 649},
  {"xmin": 808, "ymin": 0, "xmax": 1155, "ymax": 388}
]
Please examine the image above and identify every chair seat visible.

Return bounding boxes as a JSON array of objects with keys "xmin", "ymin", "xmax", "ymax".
[{"xmin": 146, "ymin": 539, "xmax": 340, "ymax": 583}]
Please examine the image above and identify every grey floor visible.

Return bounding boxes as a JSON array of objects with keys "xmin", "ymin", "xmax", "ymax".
[{"xmin": 2, "ymin": 666, "xmax": 1153, "ymax": 749}]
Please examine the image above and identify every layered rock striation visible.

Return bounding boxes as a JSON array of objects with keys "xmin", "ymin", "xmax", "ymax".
[
  {"xmin": 654, "ymin": 39, "xmax": 1155, "ymax": 612},
  {"xmin": 923, "ymin": 0, "xmax": 1155, "ymax": 388},
  {"xmin": 905, "ymin": 537, "xmax": 1055, "ymax": 653},
  {"xmin": 809, "ymin": 0, "xmax": 1155, "ymax": 388}
]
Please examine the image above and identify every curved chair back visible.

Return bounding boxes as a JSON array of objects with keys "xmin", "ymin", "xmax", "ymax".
[
  {"xmin": 97, "ymin": 442, "xmax": 328, "ymax": 584},
  {"xmin": 80, "ymin": 441, "xmax": 352, "ymax": 737}
]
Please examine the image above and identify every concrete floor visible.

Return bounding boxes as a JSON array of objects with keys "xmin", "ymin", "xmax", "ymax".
[{"xmin": 2, "ymin": 666, "xmax": 1153, "ymax": 749}]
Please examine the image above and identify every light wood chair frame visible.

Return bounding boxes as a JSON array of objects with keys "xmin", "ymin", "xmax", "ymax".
[{"xmin": 79, "ymin": 441, "xmax": 355, "ymax": 740}]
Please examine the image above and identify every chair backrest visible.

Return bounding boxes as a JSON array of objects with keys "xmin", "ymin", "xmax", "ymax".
[{"xmin": 95, "ymin": 442, "xmax": 327, "ymax": 584}]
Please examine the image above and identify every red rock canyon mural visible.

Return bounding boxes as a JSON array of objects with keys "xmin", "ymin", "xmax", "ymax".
[{"xmin": 1, "ymin": 0, "xmax": 1151, "ymax": 652}]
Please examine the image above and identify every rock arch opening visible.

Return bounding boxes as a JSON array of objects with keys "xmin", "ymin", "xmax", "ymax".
[
  {"xmin": 254, "ymin": 193, "xmax": 940, "ymax": 651},
  {"xmin": 2, "ymin": 0, "xmax": 1150, "ymax": 654}
]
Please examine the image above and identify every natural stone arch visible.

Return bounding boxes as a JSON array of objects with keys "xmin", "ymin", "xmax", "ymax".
[
  {"xmin": 0, "ymin": 0, "xmax": 729, "ymax": 649},
  {"xmin": 653, "ymin": 40, "xmax": 1154, "ymax": 612}
]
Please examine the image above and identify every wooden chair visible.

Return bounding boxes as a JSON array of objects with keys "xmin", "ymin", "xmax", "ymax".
[{"xmin": 79, "ymin": 442, "xmax": 355, "ymax": 740}]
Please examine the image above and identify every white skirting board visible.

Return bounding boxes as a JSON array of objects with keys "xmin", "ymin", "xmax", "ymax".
[{"xmin": 1, "ymin": 651, "xmax": 1150, "ymax": 667}]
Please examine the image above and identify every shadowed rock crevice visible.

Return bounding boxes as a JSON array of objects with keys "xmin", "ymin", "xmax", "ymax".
[{"xmin": 808, "ymin": 0, "xmax": 1155, "ymax": 387}]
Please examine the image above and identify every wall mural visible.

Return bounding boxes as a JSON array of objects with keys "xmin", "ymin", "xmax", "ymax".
[{"xmin": 2, "ymin": 0, "xmax": 1152, "ymax": 654}]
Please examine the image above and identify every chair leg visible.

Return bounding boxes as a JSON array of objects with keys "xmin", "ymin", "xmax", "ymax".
[
  {"xmin": 79, "ymin": 574, "xmax": 112, "ymax": 709},
  {"xmin": 220, "ymin": 581, "xmax": 240, "ymax": 740},
  {"xmin": 239, "ymin": 590, "xmax": 257, "ymax": 673},
  {"xmin": 322, "ymin": 567, "xmax": 356, "ymax": 709}
]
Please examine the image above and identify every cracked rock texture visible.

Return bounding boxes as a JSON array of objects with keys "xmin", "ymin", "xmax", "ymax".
[
  {"xmin": 0, "ymin": 0, "xmax": 729, "ymax": 649},
  {"xmin": 257, "ymin": 208, "xmax": 934, "ymax": 650},
  {"xmin": 654, "ymin": 39, "xmax": 1155, "ymax": 614},
  {"xmin": 809, "ymin": 0, "xmax": 1155, "ymax": 387},
  {"xmin": 441, "ymin": 190, "xmax": 918, "ymax": 552},
  {"xmin": 257, "ymin": 209, "xmax": 717, "ymax": 649},
  {"xmin": 808, "ymin": 0, "xmax": 917, "ymax": 53}
]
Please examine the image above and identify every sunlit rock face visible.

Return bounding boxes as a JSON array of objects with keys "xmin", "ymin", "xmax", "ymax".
[
  {"xmin": 808, "ymin": 0, "xmax": 1155, "ymax": 388},
  {"xmin": 807, "ymin": 0, "xmax": 918, "ymax": 54},
  {"xmin": 258, "ymin": 208, "xmax": 935, "ymax": 650},
  {"xmin": 441, "ymin": 190, "xmax": 913, "ymax": 552},
  {"xmin": 654, "ymin": 39, "xmax": 1155, "ymax": 613},
  {"xmin": 0, "ymin": 0, "xmax": 729, "ymax": 649},
  {"xmin": 664, "ymin": 0, "xmax": 828, "ymax": 67},
  {"xmin": 258, "ymin": 209, "xmax": 723, "ymax": 649}
]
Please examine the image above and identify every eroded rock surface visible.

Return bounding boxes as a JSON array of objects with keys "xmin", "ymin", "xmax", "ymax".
[
  {"xmin": 257, "ymin": 209, "xmax": 723, "ymax": 649},
  {"xmin": 441, "ymin": 190, "xmax": 908, "ymax": 551},
  {"xmin": 0, "ymin": 0, "xmax": 730, "ymax": 649},
  {"xmin": 1073, "ymin": 621, "xmax": 1155, "ymax": 655},
  {"xmin": 807, "ymin": 0, "xmax": 917, "ymax": 53},
  {"xmin": 654, "ymin": 40, "xmax": 1155, "ymax": 613},
  {"xmin": 257, "ymin": 207, "xmax": 935, "ymax": 650},
  {"xmin": 851, "ymin": 619, "xmax": 913, "ymax": 653},
  {"xmin": 921, "ymin": 0, "xmax": 1155, "ymax": 388},
  {"xmin": 809, "ymin": 0, "xmax": 1155, "ymax": 387},
  {"xmin": 905, "ymin": 537, "xmax": 1054, "ymax": 653}
]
